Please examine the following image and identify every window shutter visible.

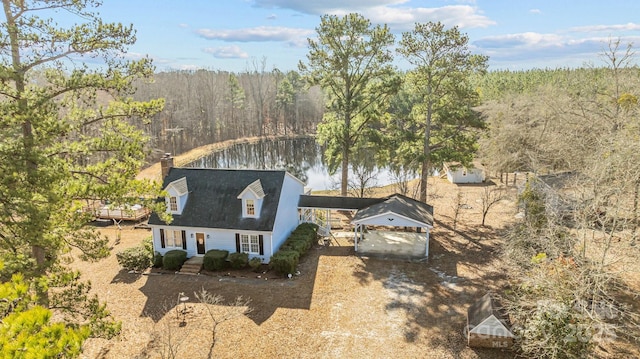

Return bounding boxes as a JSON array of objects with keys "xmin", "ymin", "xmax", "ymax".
[
  {"xmin": 235, "ymin": 233, "xmax": 241, "ymax": 253},
  {"xmin": 258, "ymin": 235, "xmax": 264, "ymax": 255},
  {"xmin": 160, "ymin": 229, "xmax": 165, "ymax": 248},
  {"xmin": 181, "ymin": 230, "xmax": 187, "ymax": 250}
]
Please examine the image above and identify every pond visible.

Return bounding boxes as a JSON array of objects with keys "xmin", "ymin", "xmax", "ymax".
[{"xmin": 184, "ymin": 137, "xmax": 409, "ymax": 191}]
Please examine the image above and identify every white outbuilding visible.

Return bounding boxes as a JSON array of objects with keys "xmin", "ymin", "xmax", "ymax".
[
  {"xmin": 444, "ymin": 162, "xmax": 485, "ymax": 184},
  {"xmin": 466, "ymin": 292, "xmax": 515, "ymax": 349}
]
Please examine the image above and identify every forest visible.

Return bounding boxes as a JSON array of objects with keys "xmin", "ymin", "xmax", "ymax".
[
  {"xmin": 132, "ymin": 61, "xmax": 325, "ymax": 158},
  {"xmin": 0, "ymin": 2, "xmax": 638, "ymax": 358}
]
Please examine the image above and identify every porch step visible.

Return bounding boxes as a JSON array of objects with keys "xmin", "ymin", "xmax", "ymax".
[{"xmin": 179, "ymin": 257, "xmax": 203, "ymax": 275}]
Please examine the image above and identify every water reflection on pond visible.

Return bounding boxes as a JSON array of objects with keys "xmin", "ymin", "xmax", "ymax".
[{"xmin": 185, "ymin": 137, "xmax": 404, "ymax": 191}]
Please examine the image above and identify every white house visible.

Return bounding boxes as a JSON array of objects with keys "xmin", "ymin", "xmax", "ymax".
[
  {"xmin": 444, "ymin": 162, "xmax": 485, "ymax": 184},
  {"xmin": 147, "ymin": 167, "xmax": 305, "ymax": 264}
]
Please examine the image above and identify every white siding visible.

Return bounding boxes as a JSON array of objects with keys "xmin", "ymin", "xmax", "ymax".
[
  {"xmin": 239, "ymin": 191, "xmax": 263, "ymax": 218},
  {"xmin": 165, "ymin": 187, "xmax": 189, "ymax": 215},
  {"xmin": 447, "ymin": 167, "xmax": 485, "ymax": 184},
  {"xmin": 151, "ymin": 226, "xmax": 189, "ymax": 255},
  {"xmin": 198, "ymin": 229, "xmax": 238, "ymax": 256},
  {"xmin": 353, "ymin": 212, "xmax": 430, "ymax": 228},
  {"xmin": 151, "ymin": 226, "xmax": 274, "ymax": 262},
  {"xmin": 270, "ymin": 173, "xmax": 305, "ymax": 255}
]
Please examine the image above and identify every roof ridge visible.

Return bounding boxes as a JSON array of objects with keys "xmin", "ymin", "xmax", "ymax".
[{"xmin": 174, "ymin": 167, "xmax": 287, "ymax": 173}]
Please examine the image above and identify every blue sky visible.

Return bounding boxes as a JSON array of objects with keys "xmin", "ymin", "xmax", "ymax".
[{"xmin": 89, "ymin": 0, "xmax": 640, "ymax": 73}]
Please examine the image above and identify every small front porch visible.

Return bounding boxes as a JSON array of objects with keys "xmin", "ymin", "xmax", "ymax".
[{"xmin": 179, "ymin": 256, "xmax": 203, "ymax": 275}]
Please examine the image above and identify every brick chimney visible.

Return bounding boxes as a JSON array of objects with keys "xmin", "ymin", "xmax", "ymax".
[{"xmin": 160, "ymin": 153, "xmax": 174, "ymax": 179}]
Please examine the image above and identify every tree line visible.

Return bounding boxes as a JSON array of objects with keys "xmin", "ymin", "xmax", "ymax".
[{"xmin": 131, "ymin": 62, "xmax": 325, "ymax": 158}]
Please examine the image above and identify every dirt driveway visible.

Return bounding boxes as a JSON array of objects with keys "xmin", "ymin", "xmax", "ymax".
[{"xmin": 76, "ymin": 179, "xmax": 517, "ymax": 359}]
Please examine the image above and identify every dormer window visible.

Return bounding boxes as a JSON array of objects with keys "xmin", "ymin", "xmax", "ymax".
[
  {"xmin": 238, "ymin": 179, "xmax": 265, "ymax": 218},
  {"xmin": 165, "ymin": 177, "xmax": 189, "ymax": 215},
  {"xmin": 246, "ymin": 199, "xmax": 255, "ymax": 216}
]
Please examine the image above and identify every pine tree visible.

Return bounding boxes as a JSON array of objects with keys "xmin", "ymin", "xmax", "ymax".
[{"xmin": 0, "ymin": 0, "xmax": 165, "ymax": 350}]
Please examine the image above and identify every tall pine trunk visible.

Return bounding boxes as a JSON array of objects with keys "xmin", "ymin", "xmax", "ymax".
[
  {"xmin": 419, "ymin": 94, "xmax": 433, "ymax": 203},
  {"xmin": 4, "ymin": 0, "xmax": 47, "ymax": 271}
]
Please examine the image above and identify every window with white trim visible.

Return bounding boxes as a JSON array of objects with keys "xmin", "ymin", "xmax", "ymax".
[
  {"xmin": 165, "ymin": 230, "xmax": 183, "ymax": 248},
  {"xmin": 169, "ymin": 196, "xmax": 178, "ymax": 211},
  {"xmin": 240, "ymin": 234, "xmax": 260, "ymax": 254},
  {"xmin": 246, "ymin": 199, "xmax": 255, "ymax": 216}
]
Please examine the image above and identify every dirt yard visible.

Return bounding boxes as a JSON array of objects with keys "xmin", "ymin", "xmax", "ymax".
[{"xmin": 75, "ymin": 177, "xmax": 520, "ymax": 358}]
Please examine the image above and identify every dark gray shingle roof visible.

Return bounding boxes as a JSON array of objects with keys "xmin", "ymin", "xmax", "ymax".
[
  {"xmin": 352, "ymin": 194, "xmax": 434, "ymax": 226},
  {"xmin": 148, "ymin": 168, "xmax": 286, "ymax": 231},
  {"xmin": 298, "ymin": 195, "xmax": 386, "ymax": 210}
]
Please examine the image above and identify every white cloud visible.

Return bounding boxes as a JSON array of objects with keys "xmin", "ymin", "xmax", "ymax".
[
  {"xmin": 203, "ymin": 45, "xmax": 249, "ymax": 59},
  {"xmin": 252, "ymin": 0, "xmax": 494, "ymax": 30},
  {"xmin": 529, "ymin": 9, "xmax": 541, "ymax": 15},
  {"xmin": 475, "ymin": 32, "xmax": 564, "ymax": 49},
  {"xmin": 122, "ymin": 52, "xmax": 148, "ymax": 61},
  {"xmin": 173, "ymin": 64, "xmax": 203, "ymax": 71},
  {"xmin": 474, "ymin": 31, "xmax": 640, "ymax": 69},
  {"xmin": 570, "ymin": 22, "xmax": 640, "ymax": 33},
  {"xmin": 195, "ymin": 26, "xmax": 314, "ymax": 45},
  {"xmin": 253, "ymin": 0, "xmax": 407, "ymax": 14},
  {"xmin": 359, "ymin": 5, "xmax": 494, "ymax": 30}
]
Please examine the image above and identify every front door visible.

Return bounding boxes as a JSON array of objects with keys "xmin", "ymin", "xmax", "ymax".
[{"xmin": 196, "ymin": 233, "xmax": 206, "ymax": 255}]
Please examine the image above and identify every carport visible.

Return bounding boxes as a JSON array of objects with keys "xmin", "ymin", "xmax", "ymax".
[{"xmin": 352, "ymin": 194, "xmax": 434, "ymax": 258}]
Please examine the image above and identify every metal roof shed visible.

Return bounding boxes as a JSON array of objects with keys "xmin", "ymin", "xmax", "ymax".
[{"xmin": 466, "ymin": 293, "xmax": 514, "ymax": 349}]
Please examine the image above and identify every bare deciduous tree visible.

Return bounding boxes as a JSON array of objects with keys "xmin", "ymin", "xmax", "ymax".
[
  {"xmin": 149, "ymin": 290, "xmax": 252, "ymax": 359},
  {"xmin": 195, "ymin": 289, "xmax": 253, "ymax": 358},
  {"xmin": 480, "ymin": 186, "xmax": 506, "ymax": 227},
  {"xmin": 348, "ymin": 165, "xmax": 379, "ymax": 198},
  {"xmin": 450, "ymin": 189, "xmax": 465, "ymax": 230}
]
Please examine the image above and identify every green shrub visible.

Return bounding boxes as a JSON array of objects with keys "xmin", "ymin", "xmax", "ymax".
[
  {"xmin": 142, "ymin": 235, "xmax": 153, "ymax": 254},
  {"xmin": 270, "ymin": 250, "xmax": 299, "ymax": 275},
  {"xmin": 294, "ymin": 222, "xmax": 318, "ymax": 234},
  {"xmin": 153, "ymin": 251, "xmax": 163, "ymax": 268},
  {"xmin": 203, "ymin": 249, "xmax": 229, "ymax": 271},
  {"xmin": 270, "ymin": 223, "xmax": 318, "ymax": 275},
  {"xmin": 287, "ymin": 233, "xmax": 311, "ymax": 244},
  {"xmin": 282, "ymin": 239, "xmax": 309, "ymax": 256},
  {"xmin": 249, "ymin": 257, "xmax": 263, "ymax": 271},
  {"xmin": 162, "ymin": 250, "xmax": 187, "ymax": 270},
  {"xmin": 116, "ymin": 245, "xmax": 152, "ymax": 272},
  {"xmin": 282, "ymin": 223, "xmax": 318, "ymax": 254},
  {"xmin": 228, "ymin": 252, "xmax": 249, "ymax": 269}
]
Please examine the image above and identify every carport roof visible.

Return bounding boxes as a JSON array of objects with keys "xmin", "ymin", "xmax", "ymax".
[{"xmin": 352, "ymin": 194, "xmax": 434, "ymax": 227}]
